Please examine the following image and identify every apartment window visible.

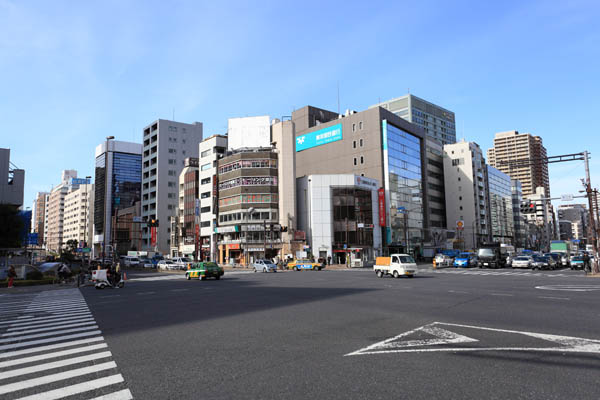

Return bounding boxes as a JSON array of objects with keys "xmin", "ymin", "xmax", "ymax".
[
  {"xmin": 200, "ymin": 206, "xmax": 211, "ymax": 213},
  {"xmin": 352, "ymin": 123, "xmax": 356, "ymax": 132},
  {"xmin": 168, "ymin": 148, "xmax": 176, "ymax": 154},
  {"xmin": 201, "ymin": 177, "xmax": 211, "ymax": 185},
  {"xmin": 168, "ymin": 159, "xmax": 176, "ymax": 165},
  {"xmin": 353, "ymin": 157, "xmax": 357, "ymax": 166},
  {"xmin": 168, "ymin": 193, "xmax": 176, "ymax": 199},
  {"xmin": 201, "ymin": 192, "xmax": 210, "ymax": 199},
  {"xmin": 459, "ymin": 196, "xmax": 462, "ymax": 201},
  {"xmin": 360, "ymin": 156, "xmax": 364, "ymax": 164},
  {"xmin": 359, "ymin": 121, "xmax": 363, "ymax": 130},
  {"xmin": 168, "ymin": 170, "xmax": 176, "ymax": 176},
  {"xmin": 201, "ymin": 163, "xmax": 211, "ymax": 171},
  {"xmin": 359, "ymin": 138, "xmax": 363, "ymax": 147},
  {"xmin": 168, "ymin": 181, "xmax": 176, "ymax": 187},
  {"xmin": 458, "ymin": 186, "xmax": 462, "ymax": 191},
  {"xmin": 460, "ymin": 206, "xmax": 463, "ymax": 211},
  {"xmin": 353, "ymin": 141, "xmax": 356, "ymax": 149},
  {"xmin": 201, "ymin": 149, "xmax": 211, "ymax": 158},
  {"xmin": 458, "ymin": 177, "xmax": 461, "ymax": 181}
]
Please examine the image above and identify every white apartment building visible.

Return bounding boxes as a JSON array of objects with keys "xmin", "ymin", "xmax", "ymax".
[
  {"xmin": 525, "ymin": 187, "xmax": 555, "ymax": 251},
  {"xmin": 63, "ymin": 184, "xmax": 94, "ymax": 248},
  {"xmin": 45, "ymin": 170, "xmax": 79, "ymax": 252},
  {"xmin": 443, "ymin": 141, "xmax": 491, "ymax": 250},
  {"xmin": 198, "ymin": 135, "xmax": 227, "ymax": 261},
  {"xmin": 141, "ymin": 119, "xmax": 203, "ymax": 254},
  {"xmin": 171, "ymin": 158, "xmax": 199, "ymax": 258}
]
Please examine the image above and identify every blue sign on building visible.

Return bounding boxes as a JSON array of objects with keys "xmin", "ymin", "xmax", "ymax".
[
  {"xmin": 296, "ymin": 123, "xmax": 343, "ymax": 152},
  {"xmin": 70, "ymin": 178, "xmax": 91, "ymax": 185}
]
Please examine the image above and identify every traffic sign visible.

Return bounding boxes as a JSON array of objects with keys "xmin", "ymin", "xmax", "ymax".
[
  {"xmin": 561, "ymin": 194, "xmax": 574, "ymax": 202},
  {"xmin": 456, "ymin": 220, "xmax": 464, "ymax": 230},
  {"xmin": 133, "ymin": 216, "xmax": 143, "ymax": 223}
]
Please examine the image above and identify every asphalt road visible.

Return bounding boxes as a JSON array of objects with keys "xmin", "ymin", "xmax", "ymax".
[{"xmin": 2, "ymin": 266, "xmax": 599, "ymax": 399}]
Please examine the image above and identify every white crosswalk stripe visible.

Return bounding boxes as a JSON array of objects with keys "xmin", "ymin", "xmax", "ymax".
[
  {"xmin": 0, "ymin": 288, "xmax": 134, "ymax": 399},
  {"xmin": 428, "ymin": 268, "xmax": 580, "ymax": 278}
]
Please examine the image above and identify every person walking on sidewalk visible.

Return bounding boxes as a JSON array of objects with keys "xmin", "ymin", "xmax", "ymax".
[{"xmin": 7, "ymin": 265, "xmax": 16, "ymax": 288}]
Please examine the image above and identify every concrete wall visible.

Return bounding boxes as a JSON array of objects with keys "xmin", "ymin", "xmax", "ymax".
[{"xmin": 0, "ymin": 148, "xmax": 24, "ymax": 207}]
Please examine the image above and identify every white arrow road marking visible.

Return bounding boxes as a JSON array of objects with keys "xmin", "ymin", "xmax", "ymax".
[{"xmin": 346, "ymin": 322, "xmax": 600, "ymax": 356}]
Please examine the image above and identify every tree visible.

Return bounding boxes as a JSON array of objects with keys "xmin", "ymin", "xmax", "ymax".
[{"xmin": 66, "ymin": 240, "xmax": 78, "ymax": 254}]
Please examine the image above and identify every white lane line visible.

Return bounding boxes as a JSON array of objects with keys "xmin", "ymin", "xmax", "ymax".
[
  {"xmin": 0, "ymin": 313, "xmax": 93, "ymax": 327},
  {"xmin": 0, "ymin": 343, "xmax": 108, "ymax": 368},
  {"xmin": 448, "ymin": 290, "xmax": 469, "ymax": 294},
  {"xmin": 136, "ymin": 291, "xmax": 156, "ymax": 295},
  {"xmin": 489, "ymin": 293, "xmax": 514, "ymax": 297},
  {"xmin": 17, "ymin": 305, "xmax": 89, "ymax": 314},
  {"xmin": 89, "ymin": 388, "xmax": 133, "ymax": 400},
  {"xmin": 11, "ymin": 373, "xmax": 124, "ymax": 400},
  {"xmin": 0, "ymin": 351, "xmax": 112, "ymax": 380},
  {"xmin": 100, "ymin": 295, "xmax": 121, "ymax": 298},
  {"xmin": 539, "ymin": 296, "xmax": 571, "ymax": 300},
  {"xmin": 6, "ymin": 317, "xmax": 95, "ymax": 331},
  {"xmin": 0, "ymin": 304, "xmax": 88, "ymax": 315},
  {"xmin": 0, "ymin": 361, "xmax": 117, "ymax": 395},
  {"xmin": 0, "ymin": 330, "xmax": 102, "ymax": 352},
  {"xmin": 170, "ymin": 288, "xmax": 189, "ymax": 292},
  {"xmin": 0, "ymin": 336, "xmax": 104, "ymax": 359},
  {"xmin": 0, "ymin": 326, "xmax": 99, "ymax": 344},
  {"xmin": 2, "ymin": 321, "xmax": 97, "ymax": 337}
]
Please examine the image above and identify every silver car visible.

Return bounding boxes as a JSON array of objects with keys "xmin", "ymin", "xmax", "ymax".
[
  {"xmin": 512, "ymin": 256, "xmax": 533, "ymax": 269},
  {"xmin": 253, "ymin": 259, "xmax": 278, "ymax": 273}
]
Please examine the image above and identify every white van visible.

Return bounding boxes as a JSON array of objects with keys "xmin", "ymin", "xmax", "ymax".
[
  {"xmin": 374, "ymin": 254, "xmax": 417, "ymax": 278},
  {"xmin": 121, "ymin": 256, "xmax": 140, "ymax": 267}
]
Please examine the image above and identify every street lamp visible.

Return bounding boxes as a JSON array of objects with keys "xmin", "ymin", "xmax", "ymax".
[
  {"xmin": 102, "ymin": 136, "xmax": 114, "ymax": 265},
  {"xmin": 244, "ymin": 207, "xmax": 255, "ymax": 266}
]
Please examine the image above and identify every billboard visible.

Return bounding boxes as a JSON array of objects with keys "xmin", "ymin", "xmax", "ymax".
[
  {"xmin": 227, "ymin": 116, "xmax": 271, "ymax": 151},
  {"xmin": 70, "ymin": 178, "xmax": 91, "ymax": 185},
  {"xmin": 296, "ymin": 123, "xmax": 342, "ymax": 152}
]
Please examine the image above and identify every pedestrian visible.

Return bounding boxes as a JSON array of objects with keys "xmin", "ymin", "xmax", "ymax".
[
  {"xmin": 7, "ymin": 266, "xmax": 16, "ymax": 288},
  {"xmin": 583, "ymin": 252, "xmax": 590, "ymax": 272},
  {"xmin": 327, "ymin": 255, "xmax": 331, "ymax": 266}
]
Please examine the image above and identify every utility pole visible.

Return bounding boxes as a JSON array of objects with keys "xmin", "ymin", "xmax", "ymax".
[
  {"xmin": 583, "ymin": 151, "xmax": 599, "ymax": 273},
  {"xmin": 404, "ymin": 212, "xmax": 409, "ymax": 254}
]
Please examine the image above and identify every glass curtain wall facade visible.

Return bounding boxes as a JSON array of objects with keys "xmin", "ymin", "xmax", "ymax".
[
  {"xmin": 332, "ymin": 187, "xmax": 374, "ymax": 250},
  {"xmin": 382, "ymin": 121, "xmax": 423, "ymax": 252},
  {"xmin": 94, "ymin": 154, "xmax": 106, "ymax": 236},
  {"xmin": 488, "ymin": 166, "xmax": 514, "ymax": 244}
]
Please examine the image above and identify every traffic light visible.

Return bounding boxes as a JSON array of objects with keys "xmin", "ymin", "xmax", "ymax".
[
  {"xmin": 148, "ymin": 219, "xmax": 160, "ymax": 227},
  {"xmin": 520, "ymin": 201, "xmax": 536, "ymax": 214}
]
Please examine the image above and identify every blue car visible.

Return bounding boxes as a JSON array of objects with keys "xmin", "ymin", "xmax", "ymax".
[
  {"xmin": 570, "ymin": 256, "xmax": 585, "ymax": 270},
  {"xmin": 453, "ymin": 253, "xmax": 472, "ymax": 268}
]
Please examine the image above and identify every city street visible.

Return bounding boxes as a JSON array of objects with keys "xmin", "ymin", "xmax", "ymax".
[{"xmin": 3, "ymin": 267, "xmax": 599, "ymax": 399}]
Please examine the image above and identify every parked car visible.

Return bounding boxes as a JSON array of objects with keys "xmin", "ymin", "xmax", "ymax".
[
  {"xmin": 531, "ymin": 255, "xmax": 556, "ymax": 270},
  {"xmin": 434, "ymin": 253, "xmax": 453, "ymax": 268},
  {"xmin": 253, "ymin": 259, "xmax": 278, "ymax": 273},
  {"xmin": 157, "ymin": 260, "xmax": 177, "ymax": 270},
  {"xmin": 453, "ymin": 253, "xmax": 472, "ymax": 268},
  {"xmin": 185, "ymin": 262, "xmax": 224, "ymax": 280},
  {"xmin": 171, "ymin": 257, "xmax": 193, "ymax": 270},
  {"xmin": 512, "ymin": 256, "xmax": 533, "ymax": 269}
]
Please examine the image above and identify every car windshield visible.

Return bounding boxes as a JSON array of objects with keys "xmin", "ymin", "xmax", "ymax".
[
  {"xmin": 263, "ymin": 260, "xmax": 275, "ymax": 265},
  {"xmin": 458, "ymin": 253, "xmax": 470, "ymax": 258},
  {"xmin": 534, "ymin": 256, "xmax": 548, "ymax": 261},
  {"xmin": 399, "ymin": 256, "xmax": 415, "ymax": 263},
  {"xmin": 572, "ymin": 256, "xmax": 583, "ymax": 261},
  {"xmin": 515, "ymin": 257, "xmax": 529, "ymax": 261},
  {"xmin": 478, "ymin": 249, "xmax": 494, "ymax": 257}
]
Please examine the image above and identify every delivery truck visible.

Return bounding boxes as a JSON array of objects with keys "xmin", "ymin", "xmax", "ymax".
[{"xmin": 373, "ymin": 254, "xmax": 417, "ymax": 278}]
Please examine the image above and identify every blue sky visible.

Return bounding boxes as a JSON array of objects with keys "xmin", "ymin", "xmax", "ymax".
[{"xmin": 1, "ymin": 0, "xmax": 599, "ymax": 208}]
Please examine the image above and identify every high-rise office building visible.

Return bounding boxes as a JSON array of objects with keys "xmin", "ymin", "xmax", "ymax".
[
  {"xmin": 31, "ymin": 192, "xmax": 49, "ymax": 246},
  {"xmin": 171, "ymin": 157, "xmax": 199, "ymax": 259},
  {"xmin": 443, "ymin": 141, "xmax": 491, "ymax": 250},
  {"xmin": 487, "ymin": 130, "xmax": 550, "ymax": 197},
  {"xmin": 370, "ymin": 94, "xmax": 456, "ymax": 145},
  {"xmin": 141, "ymin": 119, "xmax": 203, "ymax": 253},
  {"xmin": 487, "ymin": 166, "xmax": 514, "ymax": 244},
  {"xmin": 94, "ymin": 141, "xmax": 142, "ymax": 257},
  {"xmin": 558, "ymin": 204, "xmax": 588, "ymax": 242}
]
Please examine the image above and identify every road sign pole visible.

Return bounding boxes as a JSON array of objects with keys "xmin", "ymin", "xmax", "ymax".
[{"xmin": 584, "ymin": 151, "xmax": 599, "ymax": 273}]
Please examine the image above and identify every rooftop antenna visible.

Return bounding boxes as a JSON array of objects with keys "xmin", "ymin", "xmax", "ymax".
[
  {"xmin": 172, "ymin": 108, "xmax": 175, "ymax": 121},
  {"xmin": 337, "ymin": 82, "xmax": 340, "ymax": 115},
  {"xmin": 407, "ymin": 87, "xmax": 410, "ymax": 94}
]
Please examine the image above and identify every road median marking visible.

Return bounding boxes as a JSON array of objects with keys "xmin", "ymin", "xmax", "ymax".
[
  {"xmin": 535, "ymin": 285, "xmax": 600, "ymax": 292},
  {"xmin": 346, "ymin": 321, "xmax": 600, "ymax": 356}
]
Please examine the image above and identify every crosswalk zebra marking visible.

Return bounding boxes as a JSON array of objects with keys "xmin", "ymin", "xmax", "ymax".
[{"xmin": 0, "ymin": 288, "xmax": 133, "ymax": 398}]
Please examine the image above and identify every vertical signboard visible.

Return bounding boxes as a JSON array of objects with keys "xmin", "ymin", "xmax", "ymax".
[
  {"xmin": 381, "ymin": 120, "xmax": 392, "ymax": 245},
  {"xmin": 378, "ymin": 188, "xmax": 386, "ymax": 227},
  {"xmin": 151, "ymin": 226, "xmax": 157, "ymax": 247}
]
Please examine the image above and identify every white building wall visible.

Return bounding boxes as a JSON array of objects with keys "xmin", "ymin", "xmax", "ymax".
[{"xmin": 227, "ymin": 116, "xmax": 270, "ymax": 151}]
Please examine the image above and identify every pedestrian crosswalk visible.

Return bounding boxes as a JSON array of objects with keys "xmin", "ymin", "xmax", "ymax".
[
  {"xmin": 0, "ymin": 289, "xmax": 133, "ymax": 399},
  {"xmin": 429, "ymin": 268, "xmax": 583, "ymax": 278}
]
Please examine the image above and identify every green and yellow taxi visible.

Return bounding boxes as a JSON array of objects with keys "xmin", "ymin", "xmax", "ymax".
[
  {"xmin": 186, "ymin": 262, "xmax": 224, "ymax": 280},
  {"xmin": 287, "ymin": 259, "xmax": 324, "ymax": 271}
]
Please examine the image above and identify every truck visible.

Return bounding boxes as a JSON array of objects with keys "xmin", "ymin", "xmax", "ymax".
[
  {"xmin": 550, "ymin": 240, "xmax": 571, "ymax": 266},
  {"xmin": 373, "ymin": 254, "xmax": 417, "ymax": 278},
  {"xmin": 477, "ymin": 243, "xmax": 508, "ymax": 269}
]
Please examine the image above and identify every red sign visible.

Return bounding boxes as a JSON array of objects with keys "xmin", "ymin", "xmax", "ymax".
[
  {"xmin": 151, "ymin": 226, "xmax": 157, "ymax": 247},
  {"xmin": 294, "ymin": 230, "xmax": 306, "ymax": 241},
  {"xmin": 378, "ymin": 188, "xmax": 386, "ymax": 227},
  {"xmin": 195, "ymin": 224, "xmax": 200, "ymax": 237},
  {"xmin": 228, "ymin": 244, "xmax": 240, "ymax": 250}
]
